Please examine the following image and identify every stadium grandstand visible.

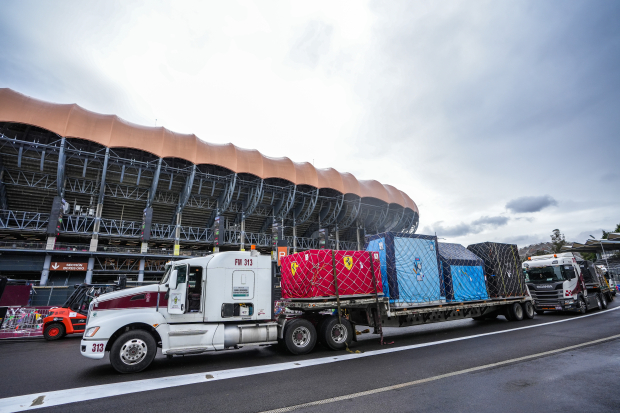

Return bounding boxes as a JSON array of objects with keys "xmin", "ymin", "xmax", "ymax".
[{"xmin": 0, "ymin": 88, "xmax": 418, "ymax": 287}]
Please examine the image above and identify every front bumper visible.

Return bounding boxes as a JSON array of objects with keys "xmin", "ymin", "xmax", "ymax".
[
  {"xmin": 535, "ymin": 301, "xmax": 578, "ymax": 312},
  {"xmin": 81, "ymin": 339, "xmax": 108, "ymax": 360}
]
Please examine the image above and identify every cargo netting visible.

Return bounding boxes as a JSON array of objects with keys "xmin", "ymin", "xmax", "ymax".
[
  {"xmin": 364, "ymin": 232, "xmax": 528, "ymax": 307},
  {"xmin": 280, "ymin": 250, "xmax": 383, "ymax": 299}
]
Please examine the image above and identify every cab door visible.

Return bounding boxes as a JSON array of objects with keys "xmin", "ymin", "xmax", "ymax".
[{"xmin": 168, "ymin": 264, "xmax": 188, "ymax": 315}]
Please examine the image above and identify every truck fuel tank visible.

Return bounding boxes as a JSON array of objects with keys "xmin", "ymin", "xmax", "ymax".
[{"xmin": 223, "ymin": 323, "xmax": 278, "ymax": 348}]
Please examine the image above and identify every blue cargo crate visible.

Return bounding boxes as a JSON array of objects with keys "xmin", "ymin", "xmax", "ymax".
[
  {"xmin": 366, "ymin": 232, "xmax": 444, "ymax": 305},
  {"xmin": 438, "ymin": 242, "xmax": 489, "ymax": 302}
]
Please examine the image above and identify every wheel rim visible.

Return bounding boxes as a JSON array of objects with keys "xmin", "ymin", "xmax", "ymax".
[
  {"xmin": 330, "ymin": 324, "xmax": 348, "ymax": 343},
  {"xmin": 48, "ymin": 327, "xmax": 59, "ymax": 336},
  {"xmin": 514, "ymin": 305, "xmax": 523, "ymax": 319},
  {"xmin": 291, "ymin": 326, "xmax": 311, "ymax": 347},
  {"xmin": 120, "ymin": 338, "xmax": 148, "ymax": 365},
  {"xmin": 580, "ymin": 299, "xmax": 586, "ymax": 313}
]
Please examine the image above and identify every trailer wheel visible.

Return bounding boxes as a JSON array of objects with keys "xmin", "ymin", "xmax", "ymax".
[
  {"xmin": 600, "ymin": 293, "xmax": 608, "ymax": 310},
  {"xmin": 44, "ymin": 323, "xmax": 66, "ymax": 341},
  {"xmin": 320, "ymin": 316, "xmax": 353, "ymax": 351},
  {"xmin": 507, "ymin": 303, "xmax": 524, "ymax": 321},
  {"xmin": 578, "ymin": 297, "xmax": 587, "ymax": 314},
  {"xmin": 110, "ymin": 330, "xmax": 157, "ymax": 373},
  {"xmin": 595, "ymin": 294, "xmax": 603, "ymax": 311},
  {"xmin": 522, "ymin": 302, "xmax": 535, "ymax": 319},
  {"xmin": 283, "ymin": 318, "xmax": 317, "ymax": 355}
]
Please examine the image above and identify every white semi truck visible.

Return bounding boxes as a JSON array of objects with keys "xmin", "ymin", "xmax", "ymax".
[
  {"xmin": 81, "ymin": 250, "xmax": 534, "ymax": 373},
  {"xmin": 522, "ymin": 253, "xmax": 611, "ymax": 314}
]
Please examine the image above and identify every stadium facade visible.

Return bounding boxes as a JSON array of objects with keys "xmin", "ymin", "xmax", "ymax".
[{"xmin": 0, "ymin": 88, "xmax": 418, "ymax": 286}]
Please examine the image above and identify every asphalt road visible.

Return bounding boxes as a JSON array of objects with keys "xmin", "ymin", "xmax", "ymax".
[{"xmin": 1, "ymin": 301, "xmax": 620, "ymax": 413}]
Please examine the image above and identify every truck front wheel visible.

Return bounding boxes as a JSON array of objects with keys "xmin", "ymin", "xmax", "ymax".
[
  {"xmin": 578, "ymin": 297, "xmax": 587, "ymax": 314},
  {"xmin": 110, "ymin": 330, "xmax": 157, "ymax": 373},
  {"xmin": 320, "ymin": 316, "xmax": 353, "ymax": 351},
  {"xmin": 283, "ymin": 318, "xmax": 317, "ymax": 355}
]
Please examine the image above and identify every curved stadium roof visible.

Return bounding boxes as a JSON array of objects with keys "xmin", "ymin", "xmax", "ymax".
[{"xmin": 0, "ymin": 88, "xmax": 417, "ymax": 212}]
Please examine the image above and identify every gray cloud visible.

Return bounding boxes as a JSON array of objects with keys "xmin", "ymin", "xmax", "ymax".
[
  {"xmin": 472, "ymin": 215, "xmax": 509, "ymax": 227},
  {"xmin": 506, "ymin": 195, "xmax": 558, "ymax": 213},
  {"xmin": 425, "ymin": 215, "xmax": 509, "ymax": 238}
]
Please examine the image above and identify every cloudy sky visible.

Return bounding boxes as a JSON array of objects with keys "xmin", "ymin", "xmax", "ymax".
[{"xmin": 1, "ymin": 0, "xmax": 618, "ymax": 247}]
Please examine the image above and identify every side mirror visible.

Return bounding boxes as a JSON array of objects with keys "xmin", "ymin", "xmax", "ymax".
[{"xmin": 169, "ymin": 269, "xmax": 178, "ymax": 290}]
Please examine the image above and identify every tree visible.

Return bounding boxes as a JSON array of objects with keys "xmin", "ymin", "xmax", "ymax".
[
  {"xmin": 602, "ymin": 223, "xmax": 620, "ymax": 240},
  {"xmin": 550, "ymin": 229, "xmax": 566, "ymax": 253}
]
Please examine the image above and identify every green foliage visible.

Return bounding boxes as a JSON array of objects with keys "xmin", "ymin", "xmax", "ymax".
[
  {"xmin": 602, "ymin": 223, "xmax": 620, "ymax": 240},
  {"xmin": 581, "ymin": 252, "xmax": 598, "ymax": 262},
  {"xmin": 550, "ymin": 229, "xmax": 566, "ymax": 253}
]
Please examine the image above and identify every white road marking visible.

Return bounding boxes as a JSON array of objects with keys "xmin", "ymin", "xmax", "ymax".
[
  {"xmin": 1, "ymin": 306, "xmax": 619, "ymax": 412},
  {"xmin": 260, "ymin": 333, "xmax": 620, "ymax": 413}
]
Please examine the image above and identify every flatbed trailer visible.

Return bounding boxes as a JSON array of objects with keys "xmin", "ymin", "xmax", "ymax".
[{"xmin": 278, "ymin": 294, "xmax": 534, "ymax": 352}]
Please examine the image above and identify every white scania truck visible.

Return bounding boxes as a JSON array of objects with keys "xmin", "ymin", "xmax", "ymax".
[
  {"xmin": 82, "ymin": 250, "xmax": 534, "ymax": 373},
  {"xmin": 522, "ymin": 253, "xmax": 609, "ymax": 314}
]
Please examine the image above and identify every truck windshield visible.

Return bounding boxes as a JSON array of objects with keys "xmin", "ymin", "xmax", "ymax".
[
  {"xmin": 524, "ymin": 266, "xmax": 565, "ymax": 283},
  {"xmin": 160, "ymin": 264, "xmax": 172, "ymax": 284}
]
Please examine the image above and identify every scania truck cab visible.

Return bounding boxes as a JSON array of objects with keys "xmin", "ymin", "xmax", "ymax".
[{"xmin": 523, "ymin": 253, "xmax": 599, "ymax": 314}]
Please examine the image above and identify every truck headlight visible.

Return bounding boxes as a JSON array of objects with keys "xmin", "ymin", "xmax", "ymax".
[
  {"xmin": 84, "ymin": 327, "xmax": 100, "ymax": 337},
  {"xmin": 565, "ymin": 299, "xmax": 574, "ymax": 304}
]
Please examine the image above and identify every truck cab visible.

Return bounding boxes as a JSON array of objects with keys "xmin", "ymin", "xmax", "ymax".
[
  {"xmin": 81, "ymin": 250, "xmax": 279, "ymax": 373},
  {"xmin": 523, "ymin": 253, "xmax": 595, "ymax": 314}
]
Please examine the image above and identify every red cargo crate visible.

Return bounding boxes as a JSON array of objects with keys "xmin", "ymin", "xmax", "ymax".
[{"xmin": 281, "ymin": 250, "xmax": 383, "ymax": 299}]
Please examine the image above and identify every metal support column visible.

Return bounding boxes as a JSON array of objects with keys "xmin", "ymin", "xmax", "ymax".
[
  {"xmin": 357, "ymin": 226, "xmax": 362, "ymax": 251},
  {"xmin": 40, "ymin": 255, "xmax": 52, "ymax": 286},
  {"xmin": 138, "ymin": 259, "xmax": 145, "ymax": 283},
  {"xmin": 90, "ymin": 148, "xmax": 110, "ymax": 252},
  {"xmin": 46, "ymin": 137, "xmax": 66, "ymax": 251},
  {"xmin": 85, "ymin": 257, "xmax": 95, "ymax": 284},
  {"xmin": 141, "ymin": 158, "xmax": 162, "ymax": 252},
  {"xmin": 174, "ymin": 165, "xmax": 196, "ymax": 256}
]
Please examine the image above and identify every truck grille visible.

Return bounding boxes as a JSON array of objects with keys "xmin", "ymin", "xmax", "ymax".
[{"xmin": 530, "ymin": 290, "xmax": 562, "ymax": 305}]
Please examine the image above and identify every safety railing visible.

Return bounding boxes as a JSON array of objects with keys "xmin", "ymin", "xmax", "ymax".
[{"xmin": 0, "ymin": 307, "xmax": 51, "ymax": 339}]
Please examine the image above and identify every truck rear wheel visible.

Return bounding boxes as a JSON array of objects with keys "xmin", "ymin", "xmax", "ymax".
[
  {"xmin": 600, "ymin": 294, "xmax": 608, "ymax": 309},
  {"xmin": 507, "ymin": 303, "xmax": 524, "ymax": 321},
  {"xmin": 44, "ymin": 323, "xmax": 66, "ymax": 341},
  {"xmin": 110, "ymin": 330, "xmax": 157, "ymax": 374},
  {"xmin": 283, "ymin": 318, "xmax": 317, "ymax": 355},
  {"xmin": 522, "ymin": 302, "xmax": 535, "ymax": 319},
  {"xmin": 320, "ymin": 316, "xmax": 353, "ymax": 351}
]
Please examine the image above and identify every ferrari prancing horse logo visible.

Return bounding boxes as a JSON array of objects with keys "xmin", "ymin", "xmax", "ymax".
[
  {"xmin": 291, "ymin": 262, "xmax": 299, "ymax": 276},
  {"xmin": 343, "ymin": 256, "xmax": 353, "ymax": 271}
]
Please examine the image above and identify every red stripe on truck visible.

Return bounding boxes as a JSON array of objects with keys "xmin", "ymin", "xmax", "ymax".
[{"xmin": 97, "ymin": 292, "xmax": 168, "ymax": 310}]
